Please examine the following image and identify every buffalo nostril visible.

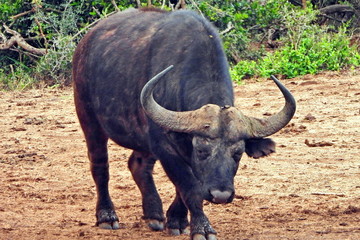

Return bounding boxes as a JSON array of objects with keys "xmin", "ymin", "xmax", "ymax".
[{"xmin": 210, "ymin": 189, "xmax": 233, "ymax": 204}]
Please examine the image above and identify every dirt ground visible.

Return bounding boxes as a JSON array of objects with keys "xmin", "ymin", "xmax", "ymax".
[{"xmin": 0, "ymin": 71, "xmax": 359, "ymax": 240}]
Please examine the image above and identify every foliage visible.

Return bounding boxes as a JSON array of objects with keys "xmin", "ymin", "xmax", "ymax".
[
  {"xmin": 231, "ymin": 26, "xmax": 360, "ymax": 81},
  {"xmin": 0, "ymin": 0, "xmax": 360, "ymax": 89},
  {"xmin": 0, "ymin": 0, "xmax": 86, "ymax": 89},
  {"xmin": 0, "ymin": 59, "xmax": 36, "ymax": 90},
  {"xmin": 0, "ymin": 0, "xmax": 174, "ymax": 89},
  {"xmin": 0, "ymin": 0, "xmax": 24, "ymax": 20},
  {"xmin": 192, "ymin": 0, "xmax": 288, "ymax": 62}
]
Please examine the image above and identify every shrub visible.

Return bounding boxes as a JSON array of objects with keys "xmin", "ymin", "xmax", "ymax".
[
  {"xmin": 192, "ymin": 0, "xmax": 288, "ymax": 63},
  {"xmin": 1, "ymin": 0, "xmax": 360, "ymax": 88},
  {"xmin": 231, "ymin": 4, "xmax": 360, "ymax": 82},
  {"xmin": 232, "ymin": 28, "xmax": 360, "ymax": 81}
]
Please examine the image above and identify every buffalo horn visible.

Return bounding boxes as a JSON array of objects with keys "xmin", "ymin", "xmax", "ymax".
[
  {"xmin": 246, "ymin": 75, "xmax": 296, "ymax": 138},
  {"xmin": 141, "ymin": 66, "xmax": 220, "ymax": 134},
  {"xmin": 141, "ymin": 67, "xmax": 296, "ymax": 137}
]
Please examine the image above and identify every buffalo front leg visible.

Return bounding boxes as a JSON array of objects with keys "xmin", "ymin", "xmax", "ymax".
[
  {"xmin": 87, "ymin": 134, "xmax": 120, "ymax": 229},
  {"xmin": 166, "ymin": 191, "xmax": 189, "ymax": 235},
  {"xmin": 160, "ymin": 156, "xmax": 217, "ymax": 239},
  {"xmin": 128, "ymin": 151, "xmax": 165, "ymax": 230},
  {"xmin": 183, "ymin": 192, "xmax": 217, "ymax": 240}
]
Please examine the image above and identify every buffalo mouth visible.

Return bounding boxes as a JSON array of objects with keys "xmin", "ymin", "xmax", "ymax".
[{"xmin": 205, "ymin": 188, "xmax": 235, "ymax": 204}]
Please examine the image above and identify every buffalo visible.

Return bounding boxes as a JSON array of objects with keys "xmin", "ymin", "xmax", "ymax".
[{"xmin": 72, "ymin": 8, "xmax": 296, "ymax": 240}]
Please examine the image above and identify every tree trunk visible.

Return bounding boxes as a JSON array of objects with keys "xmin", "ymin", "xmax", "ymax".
[{"xmin": 302, "ymin": 0, "xmax": 307, "ymax": 9}]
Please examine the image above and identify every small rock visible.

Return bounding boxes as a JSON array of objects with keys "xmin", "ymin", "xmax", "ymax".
[
  {"xmin": 289, "ymin": 194, "xmax": 300, "ymax": 198},
  {"xmin": 305, "ymin": 139, "xmax": 334, "ymax": 147},
  {"xmin": 304, "ymin": 113, "xmax": 316, "ymax": 121}
]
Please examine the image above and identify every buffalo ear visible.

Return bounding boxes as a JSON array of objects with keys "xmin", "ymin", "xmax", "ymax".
[{"xmin": 245, "ymin": 138, "xmax": 276, "ymax": 159}]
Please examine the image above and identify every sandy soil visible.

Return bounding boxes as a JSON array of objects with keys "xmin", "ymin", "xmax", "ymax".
[{"xmin": 0, "ymin": 71, "xmax": 359, "ymax": 240}]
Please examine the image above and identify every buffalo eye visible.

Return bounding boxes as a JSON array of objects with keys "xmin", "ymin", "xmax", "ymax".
[{"xmin": 196, "ymin": 147, "xmax": 211, "ymax": 160}]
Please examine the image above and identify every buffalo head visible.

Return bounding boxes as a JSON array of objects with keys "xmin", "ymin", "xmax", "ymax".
[{"xmin": 141, "ymin": 66, "xmax": 296, "ymax": 204}]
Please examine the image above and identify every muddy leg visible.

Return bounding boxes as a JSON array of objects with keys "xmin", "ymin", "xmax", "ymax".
[
  {"xmin": 166, "ymin": 191, "xmax": 189, "ymax": 235},
  {"xmin": 154, "ymin": 148, "xmax": 217, "ymax": 240},
  {"xmin": 128, "ymin": 151, "xmax": 165, "ymax": 230},
  {"xmin": 74, "ymin": 80, "xmax": 119, "ymax": 229},
  {"xmin": 86, "ymin": 132, "xmax": 120, "ymax": 229}
]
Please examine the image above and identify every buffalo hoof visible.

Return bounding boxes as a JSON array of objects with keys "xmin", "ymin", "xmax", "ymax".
[
  {"xmin": 167, "ymin": 227, "xmax": 190, "ymax": 236},
  {"xmin": 192, "ymin": 233, "xmax": 217, "ymax": 240},
  {"xmin": 96, "ymin": 209, "xmax": 120, "ymax": 230},
  {"xmin": 98, "ymin": 221, "xmax": 120, "ymax": 230},
  {"xmin": 146, "ymin": 219, "xmax": 164, "ymax": 231}
]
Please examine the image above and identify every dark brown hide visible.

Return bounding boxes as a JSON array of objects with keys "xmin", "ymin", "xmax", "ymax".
[{"xmin": 73, "ymin": 8, "xmax": 295, "ymax": 240}]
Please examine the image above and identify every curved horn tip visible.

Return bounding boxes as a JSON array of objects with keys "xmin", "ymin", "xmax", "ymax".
[
  {"xmin": 270, "ymin": 75, "xmax": 280, "ymax": 83},
  {"xmin": 140, "ymin": 65, "xmax": 175, "ymax": 104},
  {"xmin": 269, "ymin": 75, "xmax": 296, "ymax": 104},
  {"xmin": 165, "ymin": 65, "xmax": 174, "ymax": 71},
  {"xmin": 248, "ymin": 74, "xmax": 296, "ymax": 138},
  {"xmin": 161, "ymin": 65, "xmax": 174, "ymax": 74},
  {"xmin": 149, "ymin": 65, "xmax": 174, "ymax": 82},
  {"xmin": 270, "ymin": 75, "xmax": 278, "ymax": 80},
  {"xmin": 147, "ymin": 65, "xmax": 174, "ymax": 86}
]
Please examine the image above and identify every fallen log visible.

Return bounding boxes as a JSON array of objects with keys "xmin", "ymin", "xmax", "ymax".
[{"xmin": 0, "ymin": 25, "xmax": 47, "ymax": 55}]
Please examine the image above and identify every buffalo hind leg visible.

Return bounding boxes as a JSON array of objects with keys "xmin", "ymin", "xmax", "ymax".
[
  {"xmin": 87, "ymin": 132, "xmax": 120, "ymax": 229},
  {"xmin": 128, "ymin": 151, "xmax": 165, "ymax": 230},
  {"xmin": 75, "ymin": 85, "xmax": 119, "ymax": 229},
  {"xmin": 166, "ymin": 191, "xmax": 189, "ymax": 235}
]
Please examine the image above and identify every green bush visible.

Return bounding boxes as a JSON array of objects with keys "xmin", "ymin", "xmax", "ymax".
[
  {"xmin": 0, "ymin": 0, "xmax": 171, "ymax": 89},
  {"xmin": 231, "ymin": 4, "xmax": 360, "ymax": 82},
  {"xmin": 0, "ymin": 0, "xmax": 24, "ymax": 21},
  {"xmin": 1, "ymin": 0, "xmax": 360, "ymax": 89},
  {"xmin": 194, "ymin": 0, "xmax": 288, "ymax": 62},
  {"xmin": 232, "ymin": 28, "xmax": 360, "ymax": 81},
  {"xmin": 0, "ymin": 0, "xmax": 84, "ymax": 89},
  {"xmin": 0, "ymin": 59, "xmax": 36, "ymax": 90}
]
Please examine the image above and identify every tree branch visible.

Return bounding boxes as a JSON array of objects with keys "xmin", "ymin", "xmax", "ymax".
[
  {"xmin": 161, "ymin": 0, "xmax": 166, "ymax": 9},
  {"xmin": 220, "ymin": 22, "xmax": 234, "ymax": 35},
  {"xmin": 319, "ymin": 4, "xmax": 355, "ymax": 15},
  {"xmin": 0, "ymin": 25, "xmax": 47, "ymax": 55},
  {"xmin": 111, "ymin": 0, "xmax": 120, "ymax": 12},
  {"xmin": 92, "ymin": 7, "xmax": 102, "ymax": 18},
  {"xmin": 10, "ymin": 8, "xmax": 36, "ymax": 20},
  {"xmin": 10, "ymin": 7, "xmax": 62, "ymax": 22},
  {"xmin": 288, "ymin": 0, "xmax": 302, "ymax": 7},
  {"xmin": 302, "ymin": 0, "xmax": 307, "ymax": 9},
  {"xmin": 188, "ymin": 0, "xmax": 205, "ymax": 18},
  {"xmin": 34, "ymin": 17, "xmax": 48, "ymax": 50},
  {"xmin": 180, "ymin": 0, "xmax": 186, "ymax": 9},
  {"xmin": 175, "ymin": 0, "xmax": 186, "ymax": 9},
  {"xmin": 71, "ymin": 11, "xmax": 117, "ymax": 40}
]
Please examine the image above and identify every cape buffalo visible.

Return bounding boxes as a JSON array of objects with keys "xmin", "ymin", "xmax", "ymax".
[{"xmin": 72, "ymin": 8, "xmax": 296, "ymax": 240}]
